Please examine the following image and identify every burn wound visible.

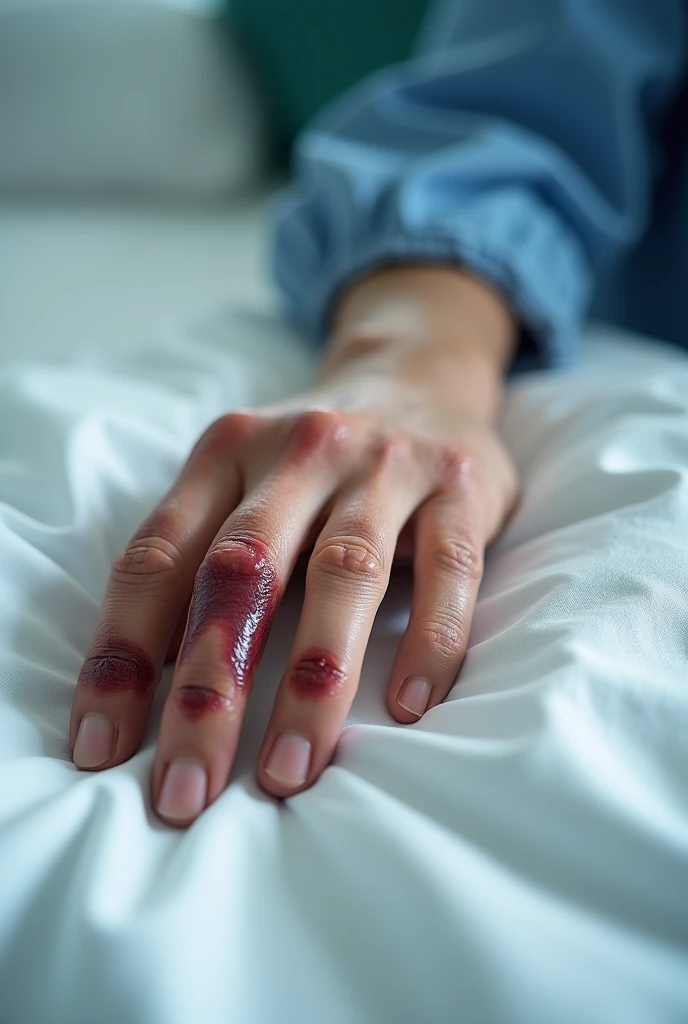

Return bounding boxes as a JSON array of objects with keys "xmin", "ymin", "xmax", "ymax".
[
  {"xmin": 179, "ymin": 539, "xmax": 280, "ymax": 691},
  {"xmin": 174, "ymin": 685, "xmax": 235, "ymax": 722},
  {"xmin": 173, "ymin": 625, "xmax": 238, "ymax": 719},
  {"xmin": 79, "ymin": 637, "xmax": 156, "ymax": 699},
  {"xmin": 287, "ymin": 647, "xmax": 347, "ymax": 700}
]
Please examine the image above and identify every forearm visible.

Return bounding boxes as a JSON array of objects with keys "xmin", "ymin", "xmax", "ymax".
[{"xmin": 315, "ymin": 264, "xmax": 518, "ymax": 426}]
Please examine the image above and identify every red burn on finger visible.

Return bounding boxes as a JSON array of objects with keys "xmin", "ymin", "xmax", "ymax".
[
  {"xmin": 179, "ymin": 538, "xmax": 280, "ymax": 690},
  {"xmin": 287, "ymin": 646, "xmax": 347, "ymax": 699},
  {"xmin": 175, "ymin": 685, "xmax": 235, "ymax": 721},
  {"xmin": 79, "ymin": 637, "xmax": 156, "ymax": 698}
]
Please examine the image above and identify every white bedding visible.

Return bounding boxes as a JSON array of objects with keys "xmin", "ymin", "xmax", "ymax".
[{"xmin": 1, "ymin": 211, "xmax": 688, "ymax": 1022}]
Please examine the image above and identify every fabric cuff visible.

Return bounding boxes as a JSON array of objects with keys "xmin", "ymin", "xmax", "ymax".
[{"xmin": 274, "ymin": 189, "xmax": 593, "ymax": 376}]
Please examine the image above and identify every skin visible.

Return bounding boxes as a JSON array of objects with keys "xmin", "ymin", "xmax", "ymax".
[{"xmin": 69, "ymin": 264, "xmax": 520, "ymax": 826}]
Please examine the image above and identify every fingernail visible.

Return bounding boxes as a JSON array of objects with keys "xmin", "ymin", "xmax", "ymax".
[
  {"xmin": 157, "ymin": 758, "xmax": 208, "ymax": 821},
  {"xmin": 73, "ymin": 713, "xmax": 116, "ymax": 768},
  {"xmin": 264, "ymin": 732, "xmax": 312, "ymax": 787},
  {"xmin": 398, "ymin": 676, "xmax": 432, "ymax": 717}
]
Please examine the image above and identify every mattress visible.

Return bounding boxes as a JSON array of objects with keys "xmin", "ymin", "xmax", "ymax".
[{"xmin": 0, "ymin": 199, "xmax": 687, "ymax": 1024}]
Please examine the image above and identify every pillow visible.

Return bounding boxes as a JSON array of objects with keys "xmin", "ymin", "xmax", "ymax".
[{"xmin": 0, "ymin": 0, "xmax": 269, "ymax": 198}]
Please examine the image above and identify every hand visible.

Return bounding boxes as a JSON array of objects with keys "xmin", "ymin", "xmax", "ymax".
[{"xmin": 68, "ymin": 265, "xmax": 520, "ymax": 826}]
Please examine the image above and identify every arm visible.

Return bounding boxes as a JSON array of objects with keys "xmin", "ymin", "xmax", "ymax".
[
  {"xmin": 271, "ymin": 0, "xmax": 686, "ymax": 373},
  {"xmin": 67, "ymin": 0, "xmax": 685, "ymax": 824},
  {"xmin": 320, "ymin": 263, "xmax": 517, "ymax": 425}
]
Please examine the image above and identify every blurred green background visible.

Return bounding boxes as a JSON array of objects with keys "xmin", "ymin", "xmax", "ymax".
[{"xmin": 227, "ymin": 0, "xmax": 430, "ymax": 161}]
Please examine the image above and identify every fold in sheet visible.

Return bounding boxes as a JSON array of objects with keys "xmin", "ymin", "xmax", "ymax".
[{"xmin": 0, "ymin": 312, "xmax": 687, "ymax": 1024}]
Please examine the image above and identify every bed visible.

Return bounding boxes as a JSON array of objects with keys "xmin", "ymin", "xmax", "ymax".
[
  {"xmin": 1, "ymin": 0, "xmax": 688, "ymax": 1017},
  {"xmin": 1, "ymin": 189, "xmax": 687, "ymax": 1024}
]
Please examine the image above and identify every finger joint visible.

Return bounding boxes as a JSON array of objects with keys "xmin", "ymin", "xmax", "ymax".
[
  {"xmin": 173, "ymin": 684, "xmax": 237, "ymax": 721},
  {"xmin": 284, "ymin": 409, "xmax": 354, "ymax": 464},
  {"xmin": 415, "ymin": 611, "xmax": 468, "ymax": 663},
  {"xmin": 310, "ymin": 537, "xmax": 386, "ymax": 589},
  {"xmin": 79, "ymin": 636, "xmax": 156, "ymax": 698},
  {"xmin": 428, "ymin": 535, "xmax": 483, "ymax": 583},
  {"xmin": 111, "ymin": 536, "xmax": 185, "ymax": 587}
]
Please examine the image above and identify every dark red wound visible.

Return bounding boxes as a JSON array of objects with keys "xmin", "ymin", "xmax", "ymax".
[
  {"xmin": 179, "ymin": 538, "xmax": 280, "ymax": 690},
  {"xmin": 79, "ymin": 637, "xmax": 156, "ymax": 699},
  {"xmin": 287, "ymin": 647, "xmax": 347, "ymax": 700},
  {"xmin": 175, "ymin": 686, "xmax": 234, "ymax": 721}
]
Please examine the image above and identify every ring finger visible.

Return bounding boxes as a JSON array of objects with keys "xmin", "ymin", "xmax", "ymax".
[{"xmin": 257, "ymin": 432, "xmax": 429, "ymax": 796}]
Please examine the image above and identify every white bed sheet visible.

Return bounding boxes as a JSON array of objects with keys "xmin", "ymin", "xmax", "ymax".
[{"xmin": 1, "ymin": 204, "xmax": 688, "ymax": 1024}]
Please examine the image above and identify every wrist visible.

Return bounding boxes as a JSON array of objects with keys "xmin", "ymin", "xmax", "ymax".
[{"xmin": 317, "ymin": 264, "xmax": 518, "ymax": 424}]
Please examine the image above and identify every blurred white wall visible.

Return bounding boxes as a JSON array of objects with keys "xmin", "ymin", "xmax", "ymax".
[
  {"xmin": 0, "ymin": 0, "xmax": 269, "ymax": 198},
  {"xmin": 0, "ymin": 190, "xmax": 282, "ymax": 362},
  {"xmin": 0, "ymin": 0, "xmax": 281, "ymax": 363}
]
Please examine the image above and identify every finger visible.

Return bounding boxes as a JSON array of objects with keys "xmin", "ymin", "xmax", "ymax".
[
  {"xmin": 152, "ymin": 409, "xmax": 359, "ymax": 825},
  {"xmin": 257, "ymin": 431, "xmax": 428, "ymax": 796},
  {"xmin": 69, "ymin": 413, "xmax": 256, "ymax": 772},
  {"xmin": 387, "ymin": 473, "xmax": 485, "ymax": 723}
]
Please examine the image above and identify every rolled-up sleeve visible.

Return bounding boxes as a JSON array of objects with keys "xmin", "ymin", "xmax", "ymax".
[{"xmin": 270, "ymin": 0, "xmax": 685, "ymax": 373}]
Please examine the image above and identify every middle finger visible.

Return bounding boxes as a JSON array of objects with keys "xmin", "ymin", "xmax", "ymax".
[{"xmin": 152, "ymin": 410, "xmax": 357, "ymax": 825}]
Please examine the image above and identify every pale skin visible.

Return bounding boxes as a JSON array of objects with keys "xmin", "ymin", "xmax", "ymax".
[{"xmin": 68, "ymin": 264, "xmax": 520, "ymax": 827}]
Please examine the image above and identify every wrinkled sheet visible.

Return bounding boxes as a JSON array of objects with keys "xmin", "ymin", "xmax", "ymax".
[{"xmin": 0, "ymin": 311, "xmax": 687, "ymax": 1024}]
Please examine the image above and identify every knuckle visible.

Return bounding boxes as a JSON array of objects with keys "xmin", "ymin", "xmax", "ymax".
[
  {"xmin": 111, "ymin": 535, "xmax": 185, "ymax": 586},
  {"xmin": 196, "ymin": 410, "xmax": 263, "ymax": 458},
  {"xmin": 285, "ymin": 408, "xmax": 353, "ymax": 463},
  {"xmin": 206, "ymin": 531, "xmax": 278, "ymax": 571},
  {"xmin": 369, "ymin": 429, "xmax": 413, "ymax": 472},
  {"xmin": 310, "ymin": 536, "xmax": 386, "ymax": 587},
  {"xmin": 428, "ymin": 535, "xmax": 483, "ymax": 582},
  {"xmin": 434, "ymin": 443, "xmax": 479, "ymax": 490},
  {"xmin": 173, "ymin": 684, "xmax": 238, "ymax": 721},
  {"xmin": 287, "ymin": 649, "xmax": 348, "ymax": 699},
  {"xmin": 415, "ymin": 611, "xmax": 468, "ymax": 663},
  {"xmin": 79, "ymin": 635, "xmax": 156, "ymax": 696}
]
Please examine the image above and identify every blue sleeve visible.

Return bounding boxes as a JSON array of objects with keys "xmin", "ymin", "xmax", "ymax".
[{"xmin": 269, "ymin": 0, "xmax": 686, "ymax": 373}]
